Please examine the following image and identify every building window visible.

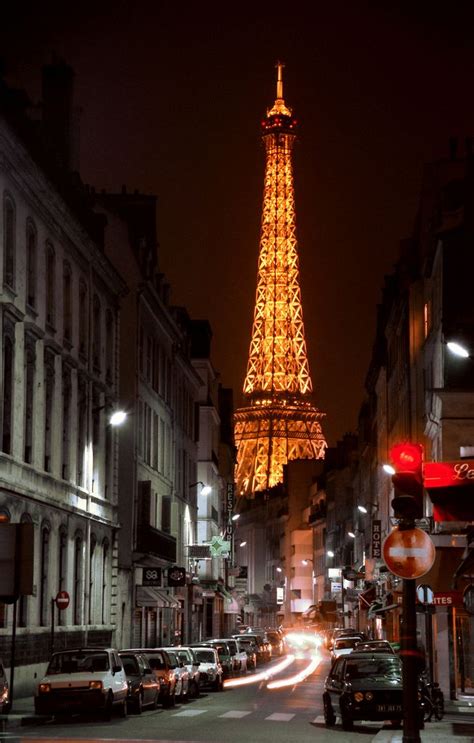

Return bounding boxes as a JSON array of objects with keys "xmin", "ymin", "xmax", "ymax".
[
  {"xmin": 39, "ymin": 524, "xmax": 50, "ymax": 626},
  {"xmin": 73, "ymin": 534, "xmax": 83, "ymax": 625},
  {"xmin": 3, "ymin": 194, "xmax": 15, "ymax": 289},
  {"xmin": 63, "ymin": 262, "xmax": 72, "ymax": 342},
  {"xmin": 105, "ymin": 309, "xmax": 114, "ymax": 384},
  {"xmin": 2, "ymin": 332, "xmax": 14, "ymax": 455},
  {"xmin": 423, "ymin": 301, "xmax": 432, "ymax": 339},
  {"xmin": 24, "ymin": 341, "xmax": 35, "ymax": 464},
  {"xmin": 62, "ymin": 366, "xmax": 71, "ymax": 479},
  {"xmin": 79, "ymin": 279, "xmax": 88, "ymax": 357},
  {"xmin": 44, "ymin": 350, "xmax": 55, "ymax": 472},
  {"xmin": 88, "ymin": 536, "xmax": 96, "ymax": 625},
  {"xmin": 18, "ymin": 513, "xmax": 31, "ymax": 627},
  {"xmin": 77, "ymin": 375, "xmax": 87, "ymax": 486},
  {"xmin": 162, "ymin": 496, "xmax": 171, "ymax": 534},
  {"xmin": 26, "ymin": 220, "xmax": 37, "ymax": 307},
  {"xmin": 45, "ymin": 242, "xmax": 56, "ymax": 327},
  {"xmin": 92, "ymin": 294, "xmax": 101, "ymax": 371},
  {"xmin": 101, "ymin": 540, "xmax": 109, "ymax": 625},
  {"xmin": 58, "ymin": 528, "xmax": 67, "ymax": 625}
]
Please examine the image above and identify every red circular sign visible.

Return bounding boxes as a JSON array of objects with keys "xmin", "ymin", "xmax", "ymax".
[
  {"xmin": 382, "ymin": 528, "xmax": 435, "ymax": 579},
  {"xmin": 55, "ymin": 590, "xmax": 70, "ymax": 610}
]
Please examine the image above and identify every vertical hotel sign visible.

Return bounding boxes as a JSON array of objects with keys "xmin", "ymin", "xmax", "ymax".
[{"xmin": 371, "ymin": 520, "xmax": 382, "ymax": 559}]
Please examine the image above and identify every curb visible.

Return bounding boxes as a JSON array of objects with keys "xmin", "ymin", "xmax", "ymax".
[{"xmin": 0, "ymin": 713, "xmax": 50, "ymax": 729}]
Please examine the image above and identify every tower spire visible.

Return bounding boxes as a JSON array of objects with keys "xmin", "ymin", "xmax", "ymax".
[{"xmin": 234, "ymin": 65, "xmax": 326, "ymax": 497}]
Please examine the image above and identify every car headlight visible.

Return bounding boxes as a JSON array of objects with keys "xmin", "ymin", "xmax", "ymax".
[
  {"xmin": 89, "ymin": 680, "xmax": 103, "ymax": 690},
  {"xmin": 354, "ymin": 692, "xmax": 364, "ymax": 702},
  {"xmin": 39, "ymin": 683, "xmax": 51, "ymax": 693},
  {"xmin": 365, "ymin": 692, "xmax": 373, "ymax": 701}
]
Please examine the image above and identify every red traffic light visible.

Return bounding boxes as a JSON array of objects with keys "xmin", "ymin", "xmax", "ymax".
[
  {"xmin": 389, "ymin": 443, "xmax": 423, "ymax": 473},
  {"xmin": 389, "ymin": 443, "xmax": 424, "ymax": 519}
]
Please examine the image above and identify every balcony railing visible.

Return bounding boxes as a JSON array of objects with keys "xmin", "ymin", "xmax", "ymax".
[{"xmin": 136, "ymin": 524, "xmax": 177, "ymax": 562}]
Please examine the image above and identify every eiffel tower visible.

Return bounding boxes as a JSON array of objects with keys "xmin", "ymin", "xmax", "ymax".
[{"xmin": 234, "ymin": 63, "xmax": 327, "ymax": 497}]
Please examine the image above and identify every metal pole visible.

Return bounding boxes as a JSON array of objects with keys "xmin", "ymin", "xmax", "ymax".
[
  {"xmin": 341, "ymin": 569, "xmax": 346, "ymax": 629},
  {"xmin": 9, "ymin": 599, "xmax": 18, "ymax": 712},
  {"xmin": 402, "ymin": 578, "xmax": 421, "ymax": 743}
]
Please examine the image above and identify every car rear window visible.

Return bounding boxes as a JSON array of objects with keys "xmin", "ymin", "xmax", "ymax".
[
  {"xmin": 195, "ymin": 650, "xmax": 215, "ymax": 663},
  {"xmin": 335, "ymin": 638, "xmax": 360, "ymax": 649},
  {"xmin": 47, "ymin": 650, "xmax": 109, "ymax": 674},
  {"xmin": 120, "ymin": 655, "xmax": 139, "ymax": 675},
  {"xmin": 146, "ymin": 652, "xmax": 166, "ymax": 670},
  {"xmin": 345, "ymin": 657, "xmax": 402, "ymax": 679}
]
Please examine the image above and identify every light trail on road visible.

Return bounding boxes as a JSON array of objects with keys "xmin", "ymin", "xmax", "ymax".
[
  {"xmin": 223, "ymin": 653, "xmax": 295, "ymax": 688},
  {"xmin": 266, "ymin": 652, "xmax": 321, "ymax": 689}
]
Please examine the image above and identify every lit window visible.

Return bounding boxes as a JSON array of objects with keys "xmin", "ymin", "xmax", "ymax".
[
  {"xmin": 460, "ymin": 446, "xmax": 474, "ymax": 458},
  {"xmin": 423, "ymin": 301, "xmax": 432, "ymax": 339}
]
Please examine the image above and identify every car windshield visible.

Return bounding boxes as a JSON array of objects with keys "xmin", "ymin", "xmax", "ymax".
[
  {"xmin": 195, "ymin": 650, "xmax": 215, "ymax": 663},
  {"xmin": 178, "ymin": 651, "xmax": 190, "ymax": 663},
  {"xmin": 335, "ymin": 638, "xmax": 360, "ymax": 649},
  {"xmin": 345, "ymin": 658, "xmax": 402, "ymax": 679},
  {"xmin": 47, "ymin": 651, "xmax": 109, "ymax": 674}
]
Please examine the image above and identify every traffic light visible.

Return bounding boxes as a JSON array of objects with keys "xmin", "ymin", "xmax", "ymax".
[{"xmin": 389, "ymin": 442, "xmax": 424, "ymax": 520}]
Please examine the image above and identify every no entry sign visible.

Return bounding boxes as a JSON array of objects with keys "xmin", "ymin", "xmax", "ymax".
[
  {"xmin": 382, "ymin": 527, "xmax": 435, "ymax": 579},
  {"xmin": 55, "ymin": 590, "xmax": 70, "ymax": 610}
]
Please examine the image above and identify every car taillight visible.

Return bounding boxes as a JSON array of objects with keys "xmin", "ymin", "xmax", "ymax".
[
  {"xmin": 39, "ymin": 683, "xmax": 51, "ymax": 693},
  {"xmin": 365, "ymin": 692, "xmax": 373, "ymax": 701},
  {"xmin": 167, "ymin": 671, "xmax": 174, "ymax": 683},
  {"xmin": 354, "ymin": 692, "xmax": 364, "ymax": 702},
  {"xmin": 89, "ymin": 680, "xmax": 103, "ymax": 690}
]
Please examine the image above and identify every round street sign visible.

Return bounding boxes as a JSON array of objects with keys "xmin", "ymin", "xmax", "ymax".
[
  {"xmin": 55, "ymin": 590, "xmax": 70, "ymax": 610},
  {"xmin": 382, "ymin": 527, "xmax": 436, "ymax": 579}
]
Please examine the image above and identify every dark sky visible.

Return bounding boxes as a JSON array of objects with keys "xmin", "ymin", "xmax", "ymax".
[{"xmin": 4, "ymin": 1, "xmax": 474, "ymax": 445}]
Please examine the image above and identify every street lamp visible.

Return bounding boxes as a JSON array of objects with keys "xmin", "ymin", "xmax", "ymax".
[
  {"xmin": 301, "ymin": 558, "xmax": 313, "ymax": 566},
  {"xmin": 109, "ymin": 410, "xmax": 127, "ymax": 426},
  {"xmin": 357, "ymin": 502, "xmax": 378, "ymax": 514},
  {"xmin": 231, "ymin": 513, "xmax": 240, "ymax": 521},
  {"xmin": 327, "ymin": 550, "xmax": 334, "ymax": 558},
  {"xmin": 239, "ymin": 540, "xmax": 247, "ymax": 547},
  {"xmin": 447, "ymin": 340, "xmax": 470, "ymax": 358},
  {"xmin": 190, "ymin": 481, "xmax": 212, "ymax": 495},
  {"xmin": 276, "ymin": 566, "xmax": 283, "ymax": 573}
]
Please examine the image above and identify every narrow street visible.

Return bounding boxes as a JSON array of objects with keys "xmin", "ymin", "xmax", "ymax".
[{"xmin": 2, "ymin": 652, "xmax": 473, "ymax": 743}]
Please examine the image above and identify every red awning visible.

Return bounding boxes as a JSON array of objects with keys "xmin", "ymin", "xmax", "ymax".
[{"xmin": 359, "ymin": 586, "xmax": 376, "ymax": 611}]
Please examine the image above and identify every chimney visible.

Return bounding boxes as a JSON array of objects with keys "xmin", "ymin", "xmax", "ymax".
[{"xmin": 41, "ymin": 57, "xmax": 79, "ymax": 172}]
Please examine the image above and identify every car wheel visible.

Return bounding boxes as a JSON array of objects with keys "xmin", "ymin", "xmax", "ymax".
[
  {"xmin": 103, "ymin": 692, "xmax": 113, "ymax": 721},
  {"xmin": 323, "ymin": 693, "xmax": 336, "ymax": 727},
  {"xmin": 151, "ymin": 690, "xmax": 159, "ymax": 710},
  {"xmin": 190, "ymin": 680, "xmax": 199, "ymax": 699},
  {"xmin": 340, "ymin": 701, "xmax": 353, "ymax": 731},
  {"xmin": 118, "ymin": 699, "xmax": 128, "ymax": 718},
  {"xmin": 134, "ymin": 692, "xmax": 143, "ymax": 715}
]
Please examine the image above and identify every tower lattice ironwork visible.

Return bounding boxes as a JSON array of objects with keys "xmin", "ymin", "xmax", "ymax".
[{"xmin": 234, "ymin": 63, "xmax": 326, "ymax": 497}]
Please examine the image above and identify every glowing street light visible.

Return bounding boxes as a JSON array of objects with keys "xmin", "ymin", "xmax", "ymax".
[
  {"xmin": 276, "ymin": 566, "xmax": 283, "ymax": 573},
  {"xmin": 348, "ymin": 531, "xmax": 356, "ymax": 539},
  {"xmin": 447, "ymin": 341, "xmax": 470, "ymax": 358},
  {"xmin": 190, "ymin": 481, "xmax": 212, "ymax": 495},
  {"xmin": 383, "ymin": 463, "xmax": 396, "ymax": 475},
  {"xmin": 302, "ymin": 558, "xmax": 313, "ymax": 566},
  {"xmin": 327, "ymin": 550, "xmax": 334, "ymax": 558},
  {"xmin": 109, "ymin": 410, "xmax": 127, "ymax": 426},
  {"xmin": 239, "ymin": 540, "xmax": 247, "ymax": 547},
  {"xmin": 231, "ymin": 513, "xmax": 240, "ymax": 521}
]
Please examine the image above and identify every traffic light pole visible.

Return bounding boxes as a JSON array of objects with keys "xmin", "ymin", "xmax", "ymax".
[{"xmin": 401, "ymin": 556, "xmax": 421, "ymax": 742}]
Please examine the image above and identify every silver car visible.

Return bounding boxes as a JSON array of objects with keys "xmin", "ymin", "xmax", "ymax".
[
  {"xmin": 176, "ymin": 647, "xmax": 201, "ymax": 698},
  {"xmin": 193, "ymin": 646, "xmax": 223, "ymax": 691},
  {"xmin": 162, "ymin": 648, "xmax": 189, "ymax": 701}
]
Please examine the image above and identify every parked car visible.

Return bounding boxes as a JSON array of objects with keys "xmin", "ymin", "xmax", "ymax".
[
  {"xmin": 331, "ymin": 637, "xmax": 363, "ymax": 661},
  {"xmin": 193, "ymin": 646, "xmax": 223, "ymax": 691},
  {"xmin": 216, "ymin": 639, "xmax": 245, "ymax": 675},
  {"xmin": 0, "ymin": 659, "xmax": 10, "ymax": 714},
  {"xmin": 328, "ymin": 628, "xmax": 367, "ymax": 651},
  {"xmin": 34, "ymin": 648, "xmax": 128, "ymax": 719},
  {"xmin": 234, "ymin": 637, "xmax": 255, "ymax": 670},
  {"xmin": 323, "ymin": 651, "xmax": 425, "ymax": 731},
  {"xmin": 243, "ymin": 634, "xmax": 271, "ymax": 663},
  {"xmin": 160, "ymin": 648, "xmax": 190, "ymax": 702},
  {"xmin": 124, "ymin": 648, "xmax": 178, "ymax": 707},
  {"xmin": 192, "ymin": 641, "xmax": 233, "ymax": 679},
  {"xmin": 354, "ymin": 640, "xmax": 395, "ymax": 655},
  {"xmin": 266, "ymin": 630, "xmax": 284, "ymax": 657},
  {"xmin": 176, "ymin": 647, "xmax": 201, "ymax": 698},
  {"xmin": 118, "ymin": 651, "xmax": 160, "ymax": 714}
]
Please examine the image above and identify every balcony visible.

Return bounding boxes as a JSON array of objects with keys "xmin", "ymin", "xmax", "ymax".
[
  {"xmin": 136, "ymin": 524, "xmax": 177, "ymax": 562},
  {"xmin": 309, "ymin": 502, "xmax": 326, "ymax": 524}
]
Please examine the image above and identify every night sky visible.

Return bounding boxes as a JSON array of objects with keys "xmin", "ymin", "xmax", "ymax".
[{"xmin": 3, "ymin": 2, "xmax": 474, "ymax": 445}]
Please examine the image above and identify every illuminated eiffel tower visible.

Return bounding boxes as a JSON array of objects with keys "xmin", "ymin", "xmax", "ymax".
[{"xmin": 234, "ymin": 63, "xmax": 326, "ymax": 497}]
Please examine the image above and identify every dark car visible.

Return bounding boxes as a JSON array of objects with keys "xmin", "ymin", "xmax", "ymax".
[
  {"xmin": 266, "ymin": 630, "xmax": 284, "ymax": 656},
  {"xmin": 328, "ymin": 628, "xmax": 367, "ymax": 651},
  {"xmin": 323, "ymin": 652, "xmax": 425, "ymax": 731},
  {"xmin": 122, "ymin": 648, "xmax": 178, "ymax": 707},
  {"xmin": 118, "ymin": 652, "xmax": 160, "ymax": 714},
  {"xmin": 243, "ymin": 634, "xmax": 271, "ymax": 663},
  {"xmin": 354, "ymin": 640, "xmax": 395, "ymax": 655}
]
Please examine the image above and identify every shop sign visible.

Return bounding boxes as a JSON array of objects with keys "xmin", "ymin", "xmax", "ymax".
[
  {"xmin": 276, "ymin": 587, "xmax": 284, "ymax": 604},
  {"xmin": 372, "ymin": 520, "xmax": 382, "ymax": 559},
  {"xmin": 424, "ymin": 460, "xmax": 474, "ymax": 489},
  {"xmin": 331, "ymin": 581, "xmax": 342, "ymax": 593},
  {"xmin": 143, "ymin": 567, "xmax": 162, "ymax": 586},
  {"xmin": 433, "ymin": 591, "xmax": 463, "ymax": 607},
  {"xmin": 188, "ymin": 545, "xmax": 211, "ymax": 559},
  {"xmin": 167, "ymin": 566, "xmax": 186, "ymax": 587},
  {"xmin": 224, "ymin": 483, "xmax": 235, "ymax": 542}
]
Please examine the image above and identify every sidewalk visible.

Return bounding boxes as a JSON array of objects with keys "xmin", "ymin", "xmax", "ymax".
[{"xmin": 373, "ymin": 721, "xmax": 474, "ymax": 741}]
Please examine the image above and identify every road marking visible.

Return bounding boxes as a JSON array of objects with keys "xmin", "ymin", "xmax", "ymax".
[
  {"xmin": 172, "ymin": 708, "xmax": 208, "ymax": 716},
  {"xmin": 265, "ymin": 712, "xmax": 295, "ymax": 721},
  {"xmin": 219, "ymin": 710, "xmax": 252, "ymax": 718}
]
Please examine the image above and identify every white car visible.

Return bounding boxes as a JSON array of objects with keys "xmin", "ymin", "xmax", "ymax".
[
  {"xmin": 331, "ymin": 637, "xmax": 362, "ymax": 661},
  {"xmin": 230, "ymin": 638, "xmax": 248, "ymax": 674},
  {"xmin": 176, "ymin": 647, "xmax": 201, "ymax": 698},
  {"xmin": 34, "ymin": 648, "xmax": 128, "ymax": 719},
  {"xmin": 193, "ymin": 646, "xmax": 223, "ymax": 691},
  {"xmin": 162, "ymin": 648, "xmax": 189, "ymax": 701}
]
